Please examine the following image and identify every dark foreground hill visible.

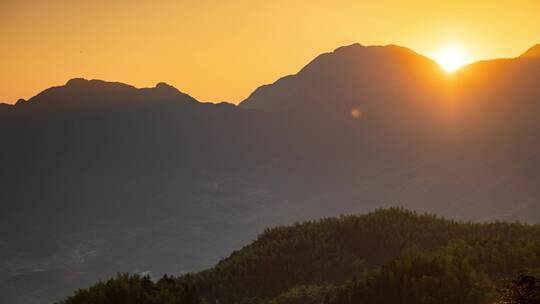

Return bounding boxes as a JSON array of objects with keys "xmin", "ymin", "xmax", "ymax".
[
  {"xmin": 60, "ymin": 208, "xmax": 540, "ymax": 304},
  {"xmin": 2, "ymin": 42, "xmax": 540, "ymax": 303}
]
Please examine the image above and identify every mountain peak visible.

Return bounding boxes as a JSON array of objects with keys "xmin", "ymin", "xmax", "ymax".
[
  {"xmin": 333, "ymin": 43, "xmax": 364, "ymax": 53},
  {"xmin": 240, "ymin": 43, "xmax": 439, "ymax": 111},
  {"xmin": 65, "ymin": 77, "xmax": 89, "ymax": 86},
  {"xmin": 155, "ymin": 82, "xmax": 173, "ymax": 88},
  {"xmin": 15, "ymin": 98, "xmax": 27, "ymax": 105},
  {"xmin": 331, "ymin": 43, "xmax": 411, "ymax": 54},
  {"xmin": 296, "ymin": 43, "xmax": 429, "ymax": 76},
  {"xmin": 520, "ymin": 44, "xmax": 540, "ymax": 58},
  {"xmin": 17, "ymin": 78, "xmax": 198, "ymax": 111},
  {"xmin": 154, "ymin": 82, "xmax": 180, "ymax": 93},
  {"xmin": 64, "ymin": 78, "xmax": 135, "ymax": 90}
]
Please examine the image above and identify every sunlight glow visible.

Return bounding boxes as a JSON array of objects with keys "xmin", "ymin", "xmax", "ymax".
[{"xmin": 435, "ymin": 43, "xmax": 470, "ymax": 72}]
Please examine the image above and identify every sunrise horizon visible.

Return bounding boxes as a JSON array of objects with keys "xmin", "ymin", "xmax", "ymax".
[
  {"xmin": 2, "ymin": 41, "xmax": 539, "ymax": 105},
  {"xmin": 2, "ymin": 1, "xmax": 540, "ymax": 105}
]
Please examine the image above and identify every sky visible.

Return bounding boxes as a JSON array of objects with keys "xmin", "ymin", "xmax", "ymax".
[{"xmin": 1, "ymin": 0, "xmax": 539, "ymax": 104}]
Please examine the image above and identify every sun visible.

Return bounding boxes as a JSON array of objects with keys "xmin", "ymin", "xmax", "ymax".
[{"xmin": 435, "ymin": 43, "xmax": 469, "ymax": 72}]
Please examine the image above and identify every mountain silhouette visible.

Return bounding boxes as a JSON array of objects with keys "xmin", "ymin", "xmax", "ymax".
[
  {"xmin": 240, "ymin": 42, "xmax": 540, "ymax": 222},
  {"xmin": 2, "ymin": 43, "xmax": 540, "ymax": 304},
  {"xmin": 12, "ymin": 78, "xmax": 198, "ymax": 113},
  {"xmin": 520, "ymin": 44, "xmax": 540, "ymax": 58},
  {"xmin": 0, "ymin": 103, "xmax": 11, "ymax": 112},
  {"xmin": 240, "ymin": 44, "xmax": 447, "ymax": 112}
]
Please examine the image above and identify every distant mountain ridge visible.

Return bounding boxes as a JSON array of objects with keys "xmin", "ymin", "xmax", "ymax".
[{"xmin": 10, "ymin": 78, "xmax": 198, "ymax": 113}]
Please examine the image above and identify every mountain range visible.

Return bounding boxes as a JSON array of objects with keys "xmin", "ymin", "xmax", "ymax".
[{"xmin": 1, "ymin": 43, "xmax": 540, "ymax": 303}]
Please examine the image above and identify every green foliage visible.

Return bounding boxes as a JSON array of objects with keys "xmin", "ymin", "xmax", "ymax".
[
  {"xmin": 59, "ymin": 208, "xmax": 540, "ymax": 304},
  {"xmin": 59, "ymin": 273, "xmax": 200, "ymax": 304},
  {"xmin": 275, "ymin": 240, "xmax": 540, "ymax": 304},
  {"xmin": 496, "ymin": 273, "xmax": 540, "ymax": 304},
  {"xmin": 193, "ymin": 208, "xmax": 540, "ymax": 303},
  {"xmin": 239, "ymin": 285, "xmax": 336, "ymax": 304},
  {"xmin": 267, "ymin": 284, "xmax": 336, "ymax": 304}
]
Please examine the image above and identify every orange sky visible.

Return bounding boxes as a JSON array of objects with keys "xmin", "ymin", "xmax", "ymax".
[{"xmin": 1, "ymin": 0, "xmax": 539, "ymax": 104}]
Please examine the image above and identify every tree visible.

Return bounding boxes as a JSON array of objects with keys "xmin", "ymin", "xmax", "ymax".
[{"xmin": 497, "ymin": 274, "xmax": 540, "ymax": 304}]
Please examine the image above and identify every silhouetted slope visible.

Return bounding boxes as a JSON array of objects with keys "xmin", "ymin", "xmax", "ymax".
[
  {"xmin": 0, "ymin": 78, "xmax": 280, "ymax": 304},
  {"xmin": 443, "ymin": 54, "xmax": 540, "ymax": 220},
  {"xmin": 520, "ymin": 44, "xmax": 540, "ymax": 58},
  {"xmin": 240, "ymin": 44, "xmax": 446, "ymax": 112},
  {"xmin": 0, "ymin": 103, "xmax": 12, "ymax": 113},
  {"xmin": 237, "ymin": 43, "xmax": 540, "ymax": 223},
  {"xmin": 11, "ymin": 78, "xmax": 197, "ymax": 114},
  {"xmin": 0, "ymin": 79, "xmax": 276, "ymax": 229}
]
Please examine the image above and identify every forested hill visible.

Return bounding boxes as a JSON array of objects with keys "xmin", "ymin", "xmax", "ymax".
[{"xmin": 61, "ymin": 208, "xmax": 540, "ymax": 304}]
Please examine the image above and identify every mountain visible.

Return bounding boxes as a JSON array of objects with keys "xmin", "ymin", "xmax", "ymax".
[
  {"xmin": 239, "ymin": 43, "xmax": 540, "ymax": 223},
  {"xmin": 520, "ymin": 44, "xmax": 540, "ymax": 58},
  {"xmin": 240, "ymin": 44, "xmax": 446, "ymax": 112},
  {"xmin": 2, "ymin": 43, "xmax": 540, "ymax": 303},
  {"xmin": 0, "ymin": 104, "xmax": 11, "ymax": 114},
  {"xmin": 0, "ymin": 78, "xmax": 278, "ymax": 304},
  {"xmin": 6, "ymin": 78, "xmax": 198, "ymax": 115},
  {"xmin": 2, "ymin": 77, "xmax": 373, "ymax": 304}
]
